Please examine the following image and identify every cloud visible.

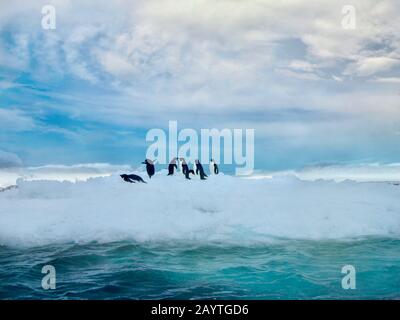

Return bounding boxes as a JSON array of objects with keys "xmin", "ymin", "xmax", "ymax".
[
  {"xmin": 288, "ymin": 60, "xmax": 317, "ymax": 73},
  {"xmin": 0, "ymin": 108, "xmax": 36, "ymax": 131},
  {"xmin": 2, "ymin": 1, "xmax": 400, "ymax": 103},
  {"xmin": 345, "ymin": 57, "xmax": 400, "ymax": 76},
  {"xmin": 96, "ymin": 50, "xmax": 136, "ymax": 77},
  {"xmin": 332, "ymin": 75, "xmax": 343, "ymax": 82},
  {"xmin": 371, "ymin": 77, "xmax": 400, "ymax": 84},
  {"xmin": 0, "ymin": 150, "xmax": 22, "ymax": 168},
  {"xmin": 275, "ymin": 68, "xmax": 322, "ymax": 81},
  {"xmin": 0, "ymin": 80, "xmax": 20, "ymax": 90}
]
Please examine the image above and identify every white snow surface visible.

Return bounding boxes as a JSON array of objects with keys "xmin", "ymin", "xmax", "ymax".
[{"xmin": 1, "ymin": 170, "xmax": 400, "ymax": 247}]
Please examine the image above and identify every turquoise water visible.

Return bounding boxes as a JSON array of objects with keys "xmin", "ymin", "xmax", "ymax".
[{"xmin": 0, "ymin": 238, "xmax": 399, "ymax": 299}]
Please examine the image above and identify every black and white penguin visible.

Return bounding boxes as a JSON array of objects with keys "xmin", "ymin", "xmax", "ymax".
[
  {"xmin": 168, "ymin": 157, "xmax": 178, "ymax": 175},
  {"xmin": 142, "ymin": 159, "xmax": 155, "ymax": 179},
  {"xmin": 120, "ymin": 174, "xmax": 147, "ymax": 183},
  {"xmin": 210, "ymin": 159, "xmax": 219, "ymax": 175},
  {"xmin": 180, "ymin": 158, "xmax": 195, "ymax": 179},
  {"xmin": 177, "ymin": 157, "xmax": 183, "ymax": 172},
  {"xmin": 195, "ymin": 159, "xmax": 207, "ymax": 180}
]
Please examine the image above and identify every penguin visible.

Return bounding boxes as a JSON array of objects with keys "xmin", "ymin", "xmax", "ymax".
[
  {"xmin": 178, "ymin": 157, "xmax": 183, "ymax": 172},
  {"xmin": 180, "ymin": 158, "xmax": 195, "ymax": 179},
  {"xmin": 168, "ymin": 157, "xmax": 178, "ymax": 175},
  {"xmin": 120, "ymin": 174, "xmax": 147, "ymax": 183},
  {"xmin": 210, "ymin": 159, "xmax": 219, "ymax": 175},
  {"xmin": 195, "ymin": 159, "xmax": 207, "ymax": 180},
  {"xmin": 142, "ymin": 159, "xmax": 155, "ymax": 179}
]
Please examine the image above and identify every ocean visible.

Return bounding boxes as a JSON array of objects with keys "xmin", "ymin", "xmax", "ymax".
[{"xmin": 1, "ymin": 238, "xmax": 399, "ymax": 299}]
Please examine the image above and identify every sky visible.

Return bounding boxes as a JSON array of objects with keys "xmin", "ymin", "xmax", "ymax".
[{"xmin": 0, "ymin": 0, "xmax": 400, "ymax": 171}]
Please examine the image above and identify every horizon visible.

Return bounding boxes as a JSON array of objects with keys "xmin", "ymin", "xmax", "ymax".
[{"xmin": 3, "ymin": 161, "xmax": 400, "ymax": 189}]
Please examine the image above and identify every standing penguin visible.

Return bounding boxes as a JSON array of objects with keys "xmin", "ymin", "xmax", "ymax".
[
  {"xmin": 180, "ymin": 158, "xmax": 195, "ymax": 179},
  {"xmin": 195, "ymin": 159, "xmax": 207, "ymax": 180},
  {"xmin": 210, "ymin": 159, "xmax": 219, "ymax": 175},
  {"xmin": 177, "ymin": 157, "xmax": 183, "ymax": 173},
  {"xmin": 142, "ymin": 159, "xmax": 155, "ymax": 179},
  {"xmin": 167, "ymin": 157, "xmax": 178, "ymax": 175}
]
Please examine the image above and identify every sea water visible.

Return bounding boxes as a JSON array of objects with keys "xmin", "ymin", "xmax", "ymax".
[
  {"xmin": 0, "ymin": 172, "xmax": 399, "ymax": 299},
  {"xmin": 0, "ymin": 238, "xmax": 399, "ymax": 299}
]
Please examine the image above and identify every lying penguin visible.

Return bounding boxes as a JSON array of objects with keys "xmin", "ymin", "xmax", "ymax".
[
  {"xmin": 120, "ymin": 174, "xmax": 147, "ymax": 183},
  {"xmin": 142, "ymin": 159, "xmax": 155, "ymax": 179}
]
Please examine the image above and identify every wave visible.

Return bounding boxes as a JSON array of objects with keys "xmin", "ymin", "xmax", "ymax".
[{"xmin": 1, "ymin": 172, "xmax": 400, "ymax": 247}]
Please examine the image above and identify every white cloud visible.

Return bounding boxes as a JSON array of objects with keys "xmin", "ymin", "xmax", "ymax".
[
  {"xmin": 345, "ymin": 57, "xmax": 400, "ymax": 76},
  {"xmin": 0, "ymin": 80, "xmax": 20, "ymax": 90},
  {"xmin": 288, "ymin": 60, "xmax": 317, "ymax": 73},
  {"xmin": 1, "ymin": 0, "xmax": 400, "ymax": 129},
  {"xmin": 0, "ymin": 150, "xmax": 22, "ymax": 168},
  {"xmin": 275, "ymin": 68, "xmax": 322, "ymax": 81},
  {"xmin": 0, "ymin": 108, "xmax": 36, "ymax": 131},
  {"xmin": 332, "ymin": 75, "xmax": 343, "ymax": 82},
  {"xmin": 371, "ymin": 77, "xmax": 400, "ymax": 84},
  {"xmin": 96, "ymin": 50, "xmax": 136, "ymax": 77},
  {"xmin": 62, "ymin": 26, "xmax": 101, "ymax": 83}
]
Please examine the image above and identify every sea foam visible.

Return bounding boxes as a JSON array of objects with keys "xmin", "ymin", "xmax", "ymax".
[{"xmin": 1, "ymin": 171, "xmax": 400, "ymax": 246}]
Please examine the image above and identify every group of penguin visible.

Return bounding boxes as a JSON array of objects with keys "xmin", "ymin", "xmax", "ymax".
[{"xmin": 120, "ymin": 158, "xmax": 219, "ymax": 184}]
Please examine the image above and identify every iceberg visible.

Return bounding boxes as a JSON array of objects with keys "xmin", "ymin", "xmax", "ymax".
[{"xmin": 1, "ymin": 171, "xmax": 400, "ymax": 247}]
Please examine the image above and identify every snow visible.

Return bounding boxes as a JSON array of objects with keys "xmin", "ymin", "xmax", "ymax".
[
  {"xmin": 1, "ymin": 170, "xmax": 400, "ymax": 247},
  {"xmin": 0, "ymin": 163, "xmax": 130, "ymax": 188},
  {"xmin": 249, "ymin": 163, "xmax": 400, "ymax": 182}
]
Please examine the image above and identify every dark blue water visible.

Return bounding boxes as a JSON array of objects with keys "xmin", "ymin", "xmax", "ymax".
[{"xmin": 0, "ymin": 238, "xmax": 399, "ymax": 299}]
